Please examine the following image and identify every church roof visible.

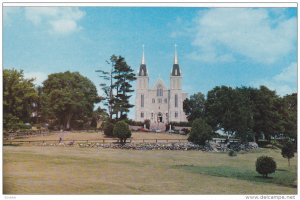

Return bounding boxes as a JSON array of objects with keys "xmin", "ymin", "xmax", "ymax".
[
  {"xmin": 171, "ymin": 64, "xmax": 181, "ymax": 76},
  {"xmin": 138, "ymin": 64, "xmax": 148, "ymax": 76},
  {"xmin": 138, "ymin": 45, "xmax": 148, "ymax": 76},
  {"xmin": 171, "ymin": 44, "xmax": 181, "ymax": 76}
]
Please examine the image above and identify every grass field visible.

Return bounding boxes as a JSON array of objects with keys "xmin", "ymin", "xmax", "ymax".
[
  {"xmin": 3, "ymin": 146, "xmax": 297, "ymax": 194},
  {"xmin": 10, "ymin": 131, "xmax": 188, "ymax": 142}
]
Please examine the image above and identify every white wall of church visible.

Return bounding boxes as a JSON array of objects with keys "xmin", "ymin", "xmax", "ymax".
[{"xmin": 135, "ymin": 76, "xmax": 188, "ymax": 123}]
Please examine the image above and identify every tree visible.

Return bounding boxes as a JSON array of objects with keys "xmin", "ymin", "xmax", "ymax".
[
  {"xmin": 96, "ymin": 55, "xmax": 136, "ymax": 121},
  {"xmin": 41, "ymin": 71, "xmax": 100, "ymax": 130},
  {"xmin": 281, "ymin": 93, "xmax": 297, "ymax": 140},
  {"xmin": 111, "ymin": 55, "xmax": 136, "ymax": 120},
  {"xmin": 281, "ymin": 141, "xmax": 295, "ymax": 166},
  {"xmin": 183, "ymin": 92, "xmax": 206, "ymax": 122},
  {"xmin": 255, "ymin": 156, "xmax": 276, "ymax": 178},
  {"xmin": 188, "ymin": 118, "xmax": 213, "ymax": 145},
  {"xmin": 3, "ymin": 69, "xmax": 38, "ymax": 130},
  {"xmin": 113, "ymin": 121, "xmax": 131, "ymax": 144},
  {"xmin": 251, "ymin": 86, "xmax": 283, "ymax": 142},
  {"xmin": 205, "ymin": 86, "xmax": 253, "ymax": 140},
  {"xmin": 103, "ymin": 121, "xmax": 114, "ymax": 137},
  {"xmin": 96, "ymin": 59, "xmax": 114, "ymax": 120}
]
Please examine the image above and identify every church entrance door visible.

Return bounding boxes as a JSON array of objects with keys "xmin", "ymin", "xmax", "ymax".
[{"xmin": 157, "ymin": 112, "xmax": 163, "ymax": 123}]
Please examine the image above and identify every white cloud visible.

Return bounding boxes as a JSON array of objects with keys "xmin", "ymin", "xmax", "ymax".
[
  {"xmin": 24, "ymin": 72, "xmax": 48, "ymax": 86},
  {"xmin": 274, "ymin": 62, "xmax": 297, "ymax": 83},
  {"xmin": 24, "ymin": 7, "xmax": 85, "ymax": 35},
  {"xmin": 186, "ymin": 8, "xmax": 296, "ymax": 64},
  {"xmin": 252, "ymin": 62, "xmax": 297, "ymax": 96}
]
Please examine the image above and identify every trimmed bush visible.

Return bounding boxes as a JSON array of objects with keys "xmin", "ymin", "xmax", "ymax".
[
  {"xmin": 188, "ymin": 118, "xmax": 213, "ymax": 145},
  {"xmin": 103, "ymin": 121, "xmax": 114, "ymax": 137},
  {"xmin": 113, "ymin": 121, "xmax": 131, "ymax": 144},
  {"xmin": 228, "ymin": 150, "xmax": 237, "ymax": 157},
  {"xmin": 281, "ymin": 141, "xmax": 295, "ymax": 166},
  {"xmin": 255, "ymin": 156, "xmax": 277, "ymax": 178}
]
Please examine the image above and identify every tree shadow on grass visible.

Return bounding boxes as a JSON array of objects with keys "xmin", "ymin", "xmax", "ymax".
[
  {"xmin": 173, "ymin": 165, "xmax": 296, "ymax": 188},
  {"xmin": 3, "ymin": 144, "xmax": 20, "ymax": 147}
]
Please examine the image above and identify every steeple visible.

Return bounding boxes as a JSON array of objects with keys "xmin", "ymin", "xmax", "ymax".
[
  {"xmin": 174, "ymin": 44, "xmax": 178, "ymax": 64},
  {"xmin": 141, "ymin": 44, "xmax": 145, "ymax": 65},
  {"xmin": 171, "ymin": 44, "xmax": 181, "ymax": 76},
  {"xmin": 138, "ymin": 44, "xmax": 148, "ymax": 76}
]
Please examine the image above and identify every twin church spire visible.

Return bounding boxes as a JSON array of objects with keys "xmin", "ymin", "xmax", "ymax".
[{"xmin": 138, "ymin": 44, "xmax": 181, "ymax": 77}]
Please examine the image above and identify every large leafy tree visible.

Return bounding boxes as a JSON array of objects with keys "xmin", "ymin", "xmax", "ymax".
[
  {"xmin": 281, "ymin": 93, "xmax": 297, "ymax": 140},
  {"xmin": 205, "ymin": 86, "xmax": 238, "ymax": 136},
  {"xmin": 183, "ymin": 92, "xmax": 206, "ymax": 122},
  {"xmin": 3, "ymin": 69, "xmax": 38, "ymax": 129},
  {"xmin": 41, "ymin": 71, "xmax": 100, "ymax": 130},
  {"xmin": 251, "ymin": 86, "xmax": 283, "ymax": 141}
]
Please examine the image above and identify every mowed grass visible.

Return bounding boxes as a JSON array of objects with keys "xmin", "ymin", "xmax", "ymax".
[
  {"xmin": 3, "ymin": 146, "xmax": 297, "ymax": 194},
  {"xmin": 11, "ymin": 131, "xmax": 188, "ymax": 142}
]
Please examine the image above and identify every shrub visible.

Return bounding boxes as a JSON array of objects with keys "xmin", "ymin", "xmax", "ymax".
[
  {"xmin": 255, "ymin": 156, "xmax": 277, "ymax": 178},
  {"xmin": 228, "ymin": 150, "xmax": 237, "ymax": 157},
  {"xmin": 281, "ymin": 141, "xmax": 295, "ymax": 166},
  {"xmin": 103, "ymin": 121, "xmax": 114, "ymax": 137},
  {"xmin": 113, "ymin": 121, "xmax": 131, "ymax": 144},
  {"xmin": 188, "ymin": 118, "xmax": 213, "ymax": 145}
]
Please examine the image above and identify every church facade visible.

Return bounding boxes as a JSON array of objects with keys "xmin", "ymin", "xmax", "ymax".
[{"xmin": 135, "ymin": 46, "xmax": 188, "ymax": 124}]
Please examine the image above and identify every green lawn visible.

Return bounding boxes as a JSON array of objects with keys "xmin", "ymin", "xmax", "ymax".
[{"xmin": 3, "ymin": 146, "xmax": 297, "ymax": 194}]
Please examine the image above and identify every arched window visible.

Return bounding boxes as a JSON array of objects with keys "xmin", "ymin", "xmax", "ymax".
[
  {"xmin": 141, "ymin": 112, "xmax": 144, "ymax": 118},
  {"xmin": 175, "ymin": 112, "xmax": 178, "ymax": 118},
  {"xmin": 175, "ymin": 94, "xmax": 178, "ymax": 107},
  {"xmin": 157, "ymin": 85, "xmax": 163, "ymax": 96}
]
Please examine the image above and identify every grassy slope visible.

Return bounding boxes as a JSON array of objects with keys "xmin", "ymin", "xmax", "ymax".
[
  {"xmin": 10, "ymin": 131, "xmax": 188, "ymax": 142},
  {"xmin": 3, "ymin": 146, "xmax": 297, "ymax": 194}
]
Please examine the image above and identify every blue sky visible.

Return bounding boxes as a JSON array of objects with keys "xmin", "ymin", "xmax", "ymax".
[{"xmin": 3, "ymin": 6, "xmax": 297, "ymax": 119}]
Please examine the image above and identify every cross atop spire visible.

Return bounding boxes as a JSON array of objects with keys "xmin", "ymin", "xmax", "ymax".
[
  {"xmin": 174, "ymin": 44, "xmax": 178, "ymax": 64},
  {"xmin": 141, "ymin": 44, "xmax": 145, "ymax": 65}
]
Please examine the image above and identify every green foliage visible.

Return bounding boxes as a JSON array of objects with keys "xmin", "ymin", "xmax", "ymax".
[
  {"xmin": 281, "ymin": 93, "xmax": 297, "ymax": 140},
  {"xmin": 188, "ymin": 118, "xmax": 213, "ymax": 145},
  {"xmin": 169, "ymin": 121, "xmax": 191, "ymax": 127},
  {"xmin": 103, "ymin": 121, "xmax": 114, "ymax": 137},
  {"xmin": 123, "ymin": 119, "xmax": 143, "ymax": 126},
  {"xmin": 41, "ymin": 71, "xmax": 100, "ymax": 130},
  {"xmin": 3, "ymin": 69, "xmax": 38, "ymax": 130},
  {"xmin": 228, "ymin": 150, "xmax": 237, "ymax": 157},
  {"xmin": 96, "ymin": 55, "xmax": 136, "ymax": 121},
  {"xmin": 183, "ymin": 92, "xmax": 206, "ymax": 122},
  {"xmin": 281, "ymin": 141, "xmax": 295, "ymax": 166},
  {"xmin": 113, "ymin": 121, "xmax": 131, "ymax": 144},
  {"xmin": 256, "ymin": 156, "xmax": 277, "ymax": 178}
]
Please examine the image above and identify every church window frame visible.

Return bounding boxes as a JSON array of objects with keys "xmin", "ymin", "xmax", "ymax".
[
  {"xmin": 175, "ymin": 94, "xmax": 178, "ymax": 107},
  {"xmin": 141, "ymin": 112, "xmax": 144, "ymax": 118},
  {"xmin": 175, "ymin": 112, "xmax": 178, "ymax": 118},
  {"xmin": 152, "ymin": 98, "xmax": 155, "ymax": 103},
  {"xmin": 141, "ymin": 94, "xmax": 144, "ymax": 107},
  {"xmin": 157, "ymin": 85, "xmax": 163, "ymax": 97}
]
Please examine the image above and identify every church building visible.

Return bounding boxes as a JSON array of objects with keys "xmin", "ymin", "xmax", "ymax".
[{"xmin": 135, "ymin": 45, "xmax": 188, "ymax": 126}]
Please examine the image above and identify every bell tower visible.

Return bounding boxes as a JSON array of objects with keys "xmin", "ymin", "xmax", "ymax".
[
  {"xmin": 135, "ymin": 45, "xmax": 149, "ymax": 121},
  {"xmin": 169, "ymin": 44, "xmax": 183, "ymax": 122}
]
